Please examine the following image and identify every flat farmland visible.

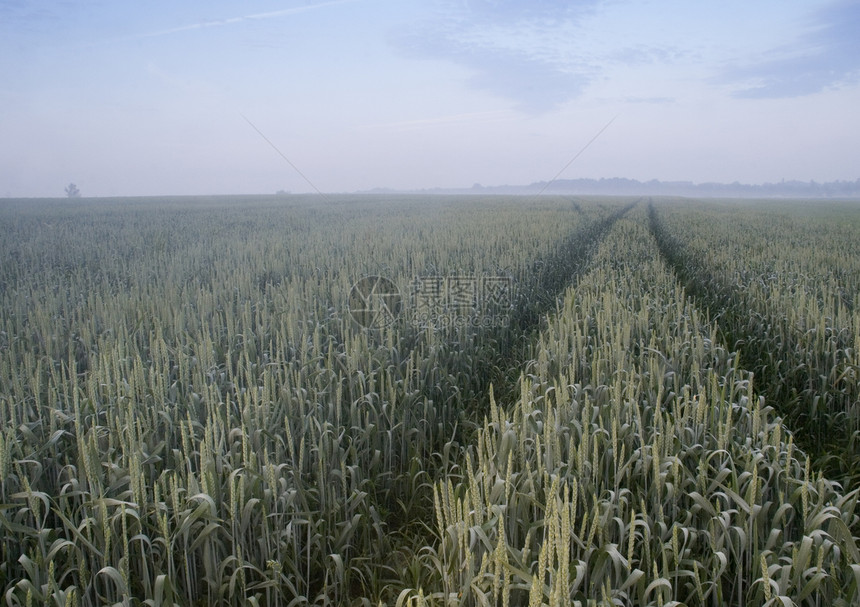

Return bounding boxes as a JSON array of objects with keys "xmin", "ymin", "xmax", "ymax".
[{"xmin": 1, "ymin": 195, "xmax": 859, "ymax": 606}]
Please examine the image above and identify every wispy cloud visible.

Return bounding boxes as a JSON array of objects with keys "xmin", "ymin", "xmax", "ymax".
[
  {"xmin": 390, "ymin": 0, "xmax": 600, "ymax": 113},
  {"xmin": 722, "ymin": 0, "xmax": 860, "ymax": 98},
  {"xmin": 138, "ymin": 0, "xmax": 359, "ymax": 39},
  {"xmin": 609, "ymin": 44, "xmax": 687, "ymax": 67},
  {"xmin": 67, "ymin": 0, "xmax": 360, "ymax": 49},
  {"xmin": 621, "ymin": 96, "xmax": 676, "ymax": 104}
]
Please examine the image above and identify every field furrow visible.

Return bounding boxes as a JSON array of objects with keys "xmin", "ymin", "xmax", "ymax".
[
  {"xmin": 647, "ymin": 198, "xmax": 860, "ymax": 482},
  {"xmin": 413, "ymin": 207, "xmax": 860, "ymax": 606}
]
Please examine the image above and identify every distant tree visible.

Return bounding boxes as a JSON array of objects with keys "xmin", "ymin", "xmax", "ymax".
[{"xmin": 65, "ymin": 183, "xmax": 81, "ymax": 198}]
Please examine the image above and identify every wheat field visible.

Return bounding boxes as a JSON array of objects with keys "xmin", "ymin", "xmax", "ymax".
[{"xmin": 0, "ymin": 195, "xmax": 858, "ymax": 606}]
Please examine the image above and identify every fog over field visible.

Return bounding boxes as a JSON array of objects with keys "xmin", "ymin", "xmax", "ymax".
[
  {"xmin": 5, "ymin": 4, "xmax": 860, "ymax": 606},
  {"xmin": 1, "ymin": 0, "xmax": 859, "ymax": 197},
  {"xmin": 3, "ymin": 195, "xmax": 860, "ymax": 605}
]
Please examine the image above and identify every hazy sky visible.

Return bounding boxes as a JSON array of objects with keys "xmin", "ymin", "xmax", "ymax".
[{"xmin": 2, "ymin": 0, "xmax": 859, "ymax": 197}]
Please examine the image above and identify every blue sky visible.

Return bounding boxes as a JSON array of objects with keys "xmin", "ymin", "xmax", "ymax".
[{"xmin": 1, "ymin": 0, "xmax": 858, "ymax": 197}]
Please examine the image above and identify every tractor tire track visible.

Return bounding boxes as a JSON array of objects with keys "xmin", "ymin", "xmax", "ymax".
[{"xmin": 646, "ymin": 198, "xmax": 856, "ymax": 480}]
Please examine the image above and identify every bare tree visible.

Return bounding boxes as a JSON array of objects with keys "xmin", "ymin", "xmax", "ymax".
[{"xmin": 65, "ymin": 183, "xmax": 81, "ymax": 198}]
